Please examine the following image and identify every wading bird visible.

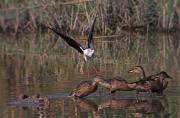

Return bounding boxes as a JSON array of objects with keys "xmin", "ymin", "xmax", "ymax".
[
  {"xmin": 69, "ymin": 76, "xmax": 101, "ymax": 98},
  {"xmin": 128, "ymin": 66, "xmax": 173, "ymax": 95},
  {"xmin": 93, "ymin": 76, "xmax": 134, "ymax": 95}
]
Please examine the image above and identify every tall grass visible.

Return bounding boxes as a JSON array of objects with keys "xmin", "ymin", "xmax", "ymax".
[{"xmin": 0, "ymin": 0, "xmax": 179, "ymax": 35}]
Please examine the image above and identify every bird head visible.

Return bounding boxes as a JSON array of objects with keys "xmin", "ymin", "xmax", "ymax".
[
  {"xmin": 128, "ymin": 66, "xmax": 144, "ymax": 75},
  {"xmin": 93, "ymin": 76, "xmax": 103, "ymax": 84},
  {"xmin": 158, "ymin": 71, "xmax": 173, "ymax": 80}
]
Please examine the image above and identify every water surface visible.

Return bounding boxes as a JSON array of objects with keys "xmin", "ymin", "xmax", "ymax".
[{"xmin": 0, "ymin": 32, "xmax": 180, "ymax": 118}]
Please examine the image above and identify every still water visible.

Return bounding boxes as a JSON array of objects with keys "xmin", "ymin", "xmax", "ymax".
[{"xmin": 0, "ymin": 32, "xmax": 180, "ymax": 118}]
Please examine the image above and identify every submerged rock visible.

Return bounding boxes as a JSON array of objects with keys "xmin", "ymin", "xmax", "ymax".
[{"xmin": 9, "ymin": 93, "xmax": 49, "ymax": 107}]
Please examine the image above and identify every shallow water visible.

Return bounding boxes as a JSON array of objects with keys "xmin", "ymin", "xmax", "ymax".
[{"xmin": 0, "ymin": 32, "xmax": 180, "ymax": 118}]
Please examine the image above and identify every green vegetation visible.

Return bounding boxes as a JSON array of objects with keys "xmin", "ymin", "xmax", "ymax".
[{"xmin": 0, "ymin": 0, "xmax": 179, "ymax": 35}]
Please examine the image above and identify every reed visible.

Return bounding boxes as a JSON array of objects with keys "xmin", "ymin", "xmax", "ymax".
[{"xmin": 0, "ymin": 0, "xmax": 179, "ymax": 35}]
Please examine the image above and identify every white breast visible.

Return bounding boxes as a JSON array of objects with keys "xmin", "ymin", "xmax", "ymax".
[{"xmin": 83, "ymin": 48, "xmax": 94, "ymax": 57}]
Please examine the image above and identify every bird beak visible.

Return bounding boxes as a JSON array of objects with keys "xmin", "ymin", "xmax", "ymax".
[
  {"xmin": 128, "ymin": 69, "xmax": 134, "ymax": 73},
  {"xmin": 167, "ymin": 75, "xmax": 173, "ymax": 79}
]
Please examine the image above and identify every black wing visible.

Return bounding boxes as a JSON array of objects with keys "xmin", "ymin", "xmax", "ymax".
[
  {"xmin": 42, "ymin": 24, "xmax": 84, "ymax": 54},
  {"xmin": 87, "ymin": 13, "xmax": 97, "ymax": 48}
]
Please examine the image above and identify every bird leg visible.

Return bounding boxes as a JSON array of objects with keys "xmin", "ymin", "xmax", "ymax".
[{"xmin": 84, "ymin": 55, "xmax": 87, "ymax": 62}]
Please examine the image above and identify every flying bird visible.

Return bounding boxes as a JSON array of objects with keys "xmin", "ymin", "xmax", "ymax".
[{"xmin": 42, "ymin": 14, "xmax": 97, "ymax": 61}]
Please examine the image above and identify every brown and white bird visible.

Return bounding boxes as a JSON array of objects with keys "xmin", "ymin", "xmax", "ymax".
[
  {"xmin": 69, "ymin": 76, "xmax": 101, "ymax": 98},
  {"xmin": 93, "ymin": 76, "xmax": 134, "ymax": 95},
  {"xmin": 128, "ymin": 66, "xmax": 173, "ymax": 95}
]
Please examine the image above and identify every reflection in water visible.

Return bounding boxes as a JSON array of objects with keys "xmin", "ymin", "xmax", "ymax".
[
  {"xmin": 8, "ymin": 94, "xmax": 50, "ymax": 118},
  {"xmin": 71, "ymin": 98, "xmax": 102, "ymax": 118},
  {"xmin": 98, "ymin": 96, "xmax": 170, "ymax": 118},
  {"xmin": 7, "ymin": 96, "xmax": 170, "ymax": 118},
  {"xmin": 0, "ymin": 32, "xmax": 180, "ymax": 117}
]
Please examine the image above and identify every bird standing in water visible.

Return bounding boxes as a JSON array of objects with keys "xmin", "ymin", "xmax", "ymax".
[
  {"xmin": 93, "ymin": 76, "xmax": 134, "ymax": 95},
  {"xmin": 128, "ymin": 66, "xmax": 173, "ymax": 95},
  {"xmin": 42, "ymin": 14, "xmax": 97, "ymax": 61},
  {"xmin": 69, "ymin": 76, "xmax": 101, "ymax": 98}
]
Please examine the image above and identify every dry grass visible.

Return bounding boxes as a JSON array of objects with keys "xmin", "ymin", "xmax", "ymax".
[{"xmin": 0, "ymin": 0, "xmax": 179, "ymax": 35}]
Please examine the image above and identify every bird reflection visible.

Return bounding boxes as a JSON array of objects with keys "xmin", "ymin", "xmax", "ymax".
[
  {"xmin": 9, "ymin": 94, "xmax": 50, "ymax": 114},
  {"xmin": 98, "ymin": 96, "xmax": 170, "ymax": 118},
  {"xmin": 71, "ymin": 98, "xmax": 103, "ymax": 118},
  {"xmin": 98, "ymin": 98, "xmax": 135, "ymax": 110}
]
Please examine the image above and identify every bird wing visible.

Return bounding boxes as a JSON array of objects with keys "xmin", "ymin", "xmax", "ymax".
[
  {"xmin": 87, "ymin": 13, "xmax": 97, "ymax": 48},
  {"xmin": 76, "ymin": 81, "xmax": 91, "ymax": 89},
  {"xmin": 43, "ymin": 24, "xmax": 84, "ymax": 54}
]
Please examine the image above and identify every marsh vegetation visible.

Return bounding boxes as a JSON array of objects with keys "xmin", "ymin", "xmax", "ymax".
[
  {"xmin": 0, "ymin": 0, "xmax": 179, "ymax": 35},
  {"xmin": 0, "ymin": 0, "xmax": 180, "ymax": 118}
]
